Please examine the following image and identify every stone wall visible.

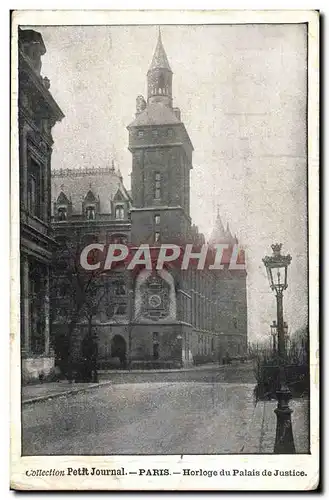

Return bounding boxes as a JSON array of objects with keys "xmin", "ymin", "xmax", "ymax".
[{"xmin": 22, "ymin": 355, "xmax": 55, "ymax": 383}]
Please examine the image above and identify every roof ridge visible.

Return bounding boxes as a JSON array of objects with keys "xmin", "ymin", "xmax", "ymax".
[{"xmin": 52, "ymin": 166, "xmax": 120, "ymax": 177}]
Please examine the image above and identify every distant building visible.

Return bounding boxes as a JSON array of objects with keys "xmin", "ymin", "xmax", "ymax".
[
  {"xmin": 19, "ymin": 28, "xmax": 64, "ymax": 382},
  {"xmin": 51, "ymin": 30, "xmax": 247, "ymax": 369}
]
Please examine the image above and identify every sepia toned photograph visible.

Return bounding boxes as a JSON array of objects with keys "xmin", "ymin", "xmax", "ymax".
[{"xmin": 10, "ymin": 9, "xmax": 319, "ymax": 491}]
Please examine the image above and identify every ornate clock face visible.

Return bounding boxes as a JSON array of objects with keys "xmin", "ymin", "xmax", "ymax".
[{"xmin": 148, "ymin": 294, "xmax": 162, "ymax": 309}]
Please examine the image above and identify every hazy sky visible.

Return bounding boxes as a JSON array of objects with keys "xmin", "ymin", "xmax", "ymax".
[{"xmin": 29, "ymin": 23, "xmax": 308, "ymax": 340}]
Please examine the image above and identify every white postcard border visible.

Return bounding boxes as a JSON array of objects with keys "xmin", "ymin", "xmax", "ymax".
[{"xmin": 10, "ymin": 9, "xmax": 319, "ymax": 491}]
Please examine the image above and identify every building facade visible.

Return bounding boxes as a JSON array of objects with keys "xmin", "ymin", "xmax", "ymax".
[
  {"xmin": 51, "ymin": 31, "xmax": 247, "ymax": 370},
  {"xmin": 19, "ymin": 29, "xmax": 64, "ymax": 382}
]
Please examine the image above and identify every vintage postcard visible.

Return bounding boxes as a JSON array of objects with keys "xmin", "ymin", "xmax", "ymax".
[{"xmin": 10, "ymin": 9, "xmax": 319, "ymax": 491}]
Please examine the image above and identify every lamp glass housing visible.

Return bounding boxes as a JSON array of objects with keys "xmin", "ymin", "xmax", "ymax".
[{"xmin": 263, "ymin": 244, "xmax": 292, "ymax": 293}]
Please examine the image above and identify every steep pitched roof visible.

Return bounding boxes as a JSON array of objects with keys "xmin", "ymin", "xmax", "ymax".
[
  {"xmin": 148, "ymin": 29, "xmax": 172, "ymax": 73},
  {"xmin": 56, "ymin": 191, "xmax": 70, "ymax": 205},
  {"xmin": 113, "ymin": 188, "xmax": 125, "ymax": 202},
  {"xmin": 51, "ymin": 167, "xmax": 129, "ymax": 216},
  {"xmin": 128, "ymin": 102, "xmax": 180, "ymax": 128},
  {"xmin": 84, "ymin": 190, "xmax": 97, "ymax": 202}
]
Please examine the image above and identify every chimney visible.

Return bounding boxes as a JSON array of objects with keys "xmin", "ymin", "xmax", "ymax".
[{"xmin": 173, "ymin": 107, "xmax": 181, "ymax": 121}]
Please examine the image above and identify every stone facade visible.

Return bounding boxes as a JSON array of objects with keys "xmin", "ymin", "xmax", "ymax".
[
  {"xmin": 50, "ymin": 30, "xmax": 247, "ymax": 370},
  {"xmin": 19, "ymin": 28, "xmax": 64, "ymax": 382}
]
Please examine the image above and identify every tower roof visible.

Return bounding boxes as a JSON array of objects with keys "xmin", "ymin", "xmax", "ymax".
[
  {"xmin": 128, "ymin": 102, "xmax": 180, "ymax": 128},
  {"xmin": 148, "ymin": 28, "xmax": 172, "ymax": 73}
]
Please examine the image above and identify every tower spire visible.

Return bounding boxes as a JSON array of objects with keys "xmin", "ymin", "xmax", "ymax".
[
  {"xmin": 147, "ymin": 28, "xmax": 173, "ymax": 107},
  {"xmin": 148, "ymin": 27, "xmax": 171, "ymax": 72}
]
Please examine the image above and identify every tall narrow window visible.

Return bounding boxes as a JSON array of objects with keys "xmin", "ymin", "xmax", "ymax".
[
  {"xmin": 114, "ymin": 280, "xmax": 126, "ymax": 296},
  {"xmin": 115, "ymin": 205, "xmax": 125, "ymax": 220},
  {"xmin": 28, "ymin": 158, "xmax": 41, "ymax": 218},
  {"xmin": 29, "ymin": 175, "xmax": 36, "ymax": 213},
  {"xmin": 154, "ymin": 172, "xmax": 161, "ymax": 200},
  {"xmin": 154, "ymin": 214, "xmax": 160, "ymax": 225},
  {"xmin": 86, "ymin": 206, "xmax": 96, "ymax": 220},
  {"xmin": 57, "ymin": 207, "xmax": 67, "ymax": 221},
  {"xmin": 155, "ymin": 232, "xmax": 160, "ymax": 243}
]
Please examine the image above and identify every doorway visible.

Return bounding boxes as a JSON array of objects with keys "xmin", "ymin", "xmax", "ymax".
[{"xmin": 111, "ymin": 335, "xmax": 127, "ymax": 366}]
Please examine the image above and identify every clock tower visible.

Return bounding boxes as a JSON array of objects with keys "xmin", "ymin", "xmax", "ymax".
[{"xmin": 127, "ymin": 29, "xmax": 194, "ymax": 246}]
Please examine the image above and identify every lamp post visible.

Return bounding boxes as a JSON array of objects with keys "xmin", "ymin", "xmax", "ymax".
[
  {"xmin": 284, "ymin": 321, "xmax": 289, "ymax": 352},
  {"xmin": 270, "ymin": 320, "xmax": 277, "ymax": 354},
  {"xmin": 263, "ymin": 243, "xmax": 296, "ymax": 454}
]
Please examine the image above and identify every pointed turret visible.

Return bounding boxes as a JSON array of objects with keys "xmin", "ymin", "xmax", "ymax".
[
  {"xmin": 147, "ymin": 27, "xmax": 173, "ymax": 108},
  {"xmin": 117, "ymin": 167, "xmax": 123, "ymax": 181},
  {"xmin": 209, "ymin": 207, "xmax": 227, "ymax": 245},
  {"xmin": 225, "ymin": 222, "xmax": 233, "ymax": 240}
]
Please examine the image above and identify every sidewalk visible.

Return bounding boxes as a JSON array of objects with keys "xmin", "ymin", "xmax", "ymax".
[
  {"xmin": 243, "ymin": 397, "xmax": 309, "ymax": 453},
  {"xmin": 22, "ymin": 379, "xmax": 112, "ymax": 405},
  {"xmin": 259, "ymin": 397, "xmax": 309, "ymax": 453}
]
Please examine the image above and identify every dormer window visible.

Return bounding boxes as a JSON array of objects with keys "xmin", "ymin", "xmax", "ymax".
[
  {"xmin": 86, "ymin": 206, "xmax": 96, "ymax": 220},
  {"xmin": 83, "ymin": 190, "xmax": 98, "ymax": 220},
  {"xmin": 55, "ymin": 191, "xmax": 71, "ymax": 222},
  {"xmin": 115, "ymin": 205, "xmax": 125, "ymax": 220},
  {"xmin": 57, "ymin": 207, "xmax": 67, "ymax": 221}
]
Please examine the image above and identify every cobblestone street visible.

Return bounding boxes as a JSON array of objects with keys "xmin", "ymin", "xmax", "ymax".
[{"xmin": 21, "ymin": 364, "xmax": 309, "ymax": 456}]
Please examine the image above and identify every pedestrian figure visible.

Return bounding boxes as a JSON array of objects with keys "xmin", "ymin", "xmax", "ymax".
[
  {"xmin": 81, "ymin": 332, "xmax": 98, "ymax": 383},
  {"xmin": 90, "ymin": 333, "xmax": 99, "ymax": 382},
  {"xmin": 119, "ymin": 351, "xmax": 127, "ymax": 368}
]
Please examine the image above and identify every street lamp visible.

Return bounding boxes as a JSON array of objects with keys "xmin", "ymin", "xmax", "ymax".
[
  {"xmin": 270, "ymin": 320, "xmax": 277, "ymax": 354},
  {"xmin": 263, "ymin": 243, "xmax": 296, "ymax": 454}
]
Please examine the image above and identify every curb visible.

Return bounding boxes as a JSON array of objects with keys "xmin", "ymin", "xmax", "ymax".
[
  {"xmin": 98, "ymin": 362, "xmax": 251, "ymax": 374},
  {"xmin": 22, "ymin": 380, "xmax": 112, "ymax": 406}
]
